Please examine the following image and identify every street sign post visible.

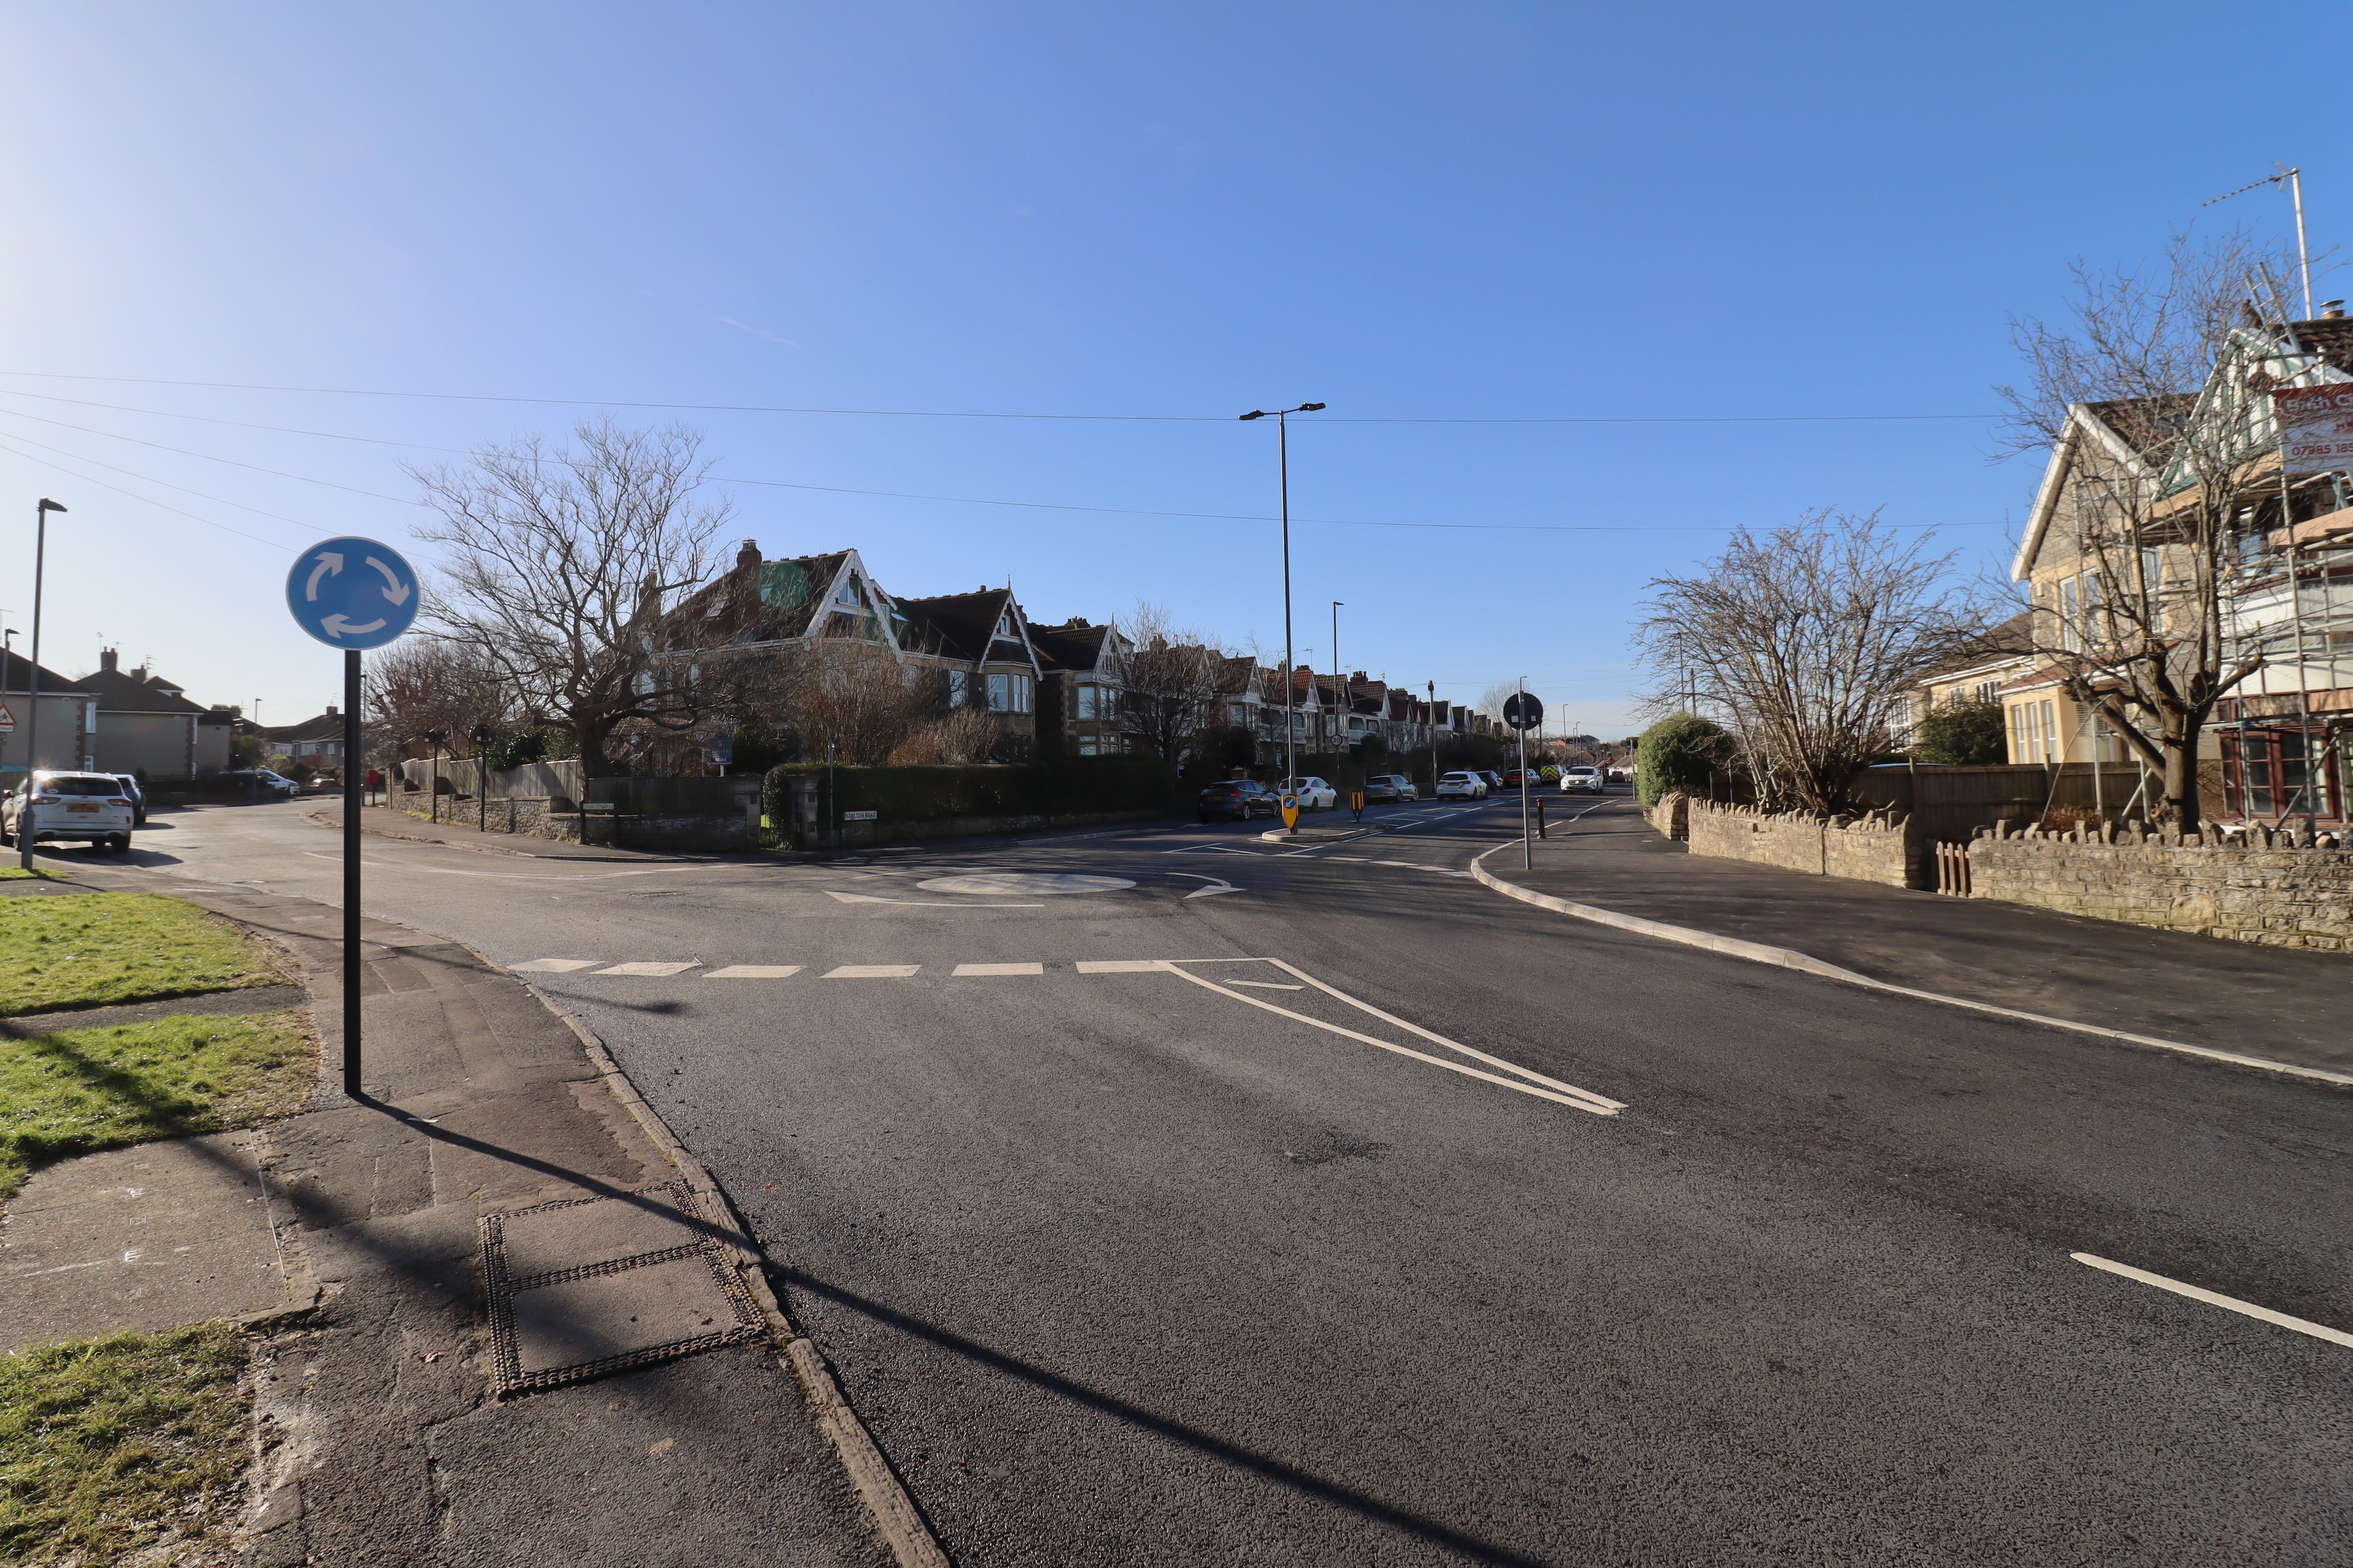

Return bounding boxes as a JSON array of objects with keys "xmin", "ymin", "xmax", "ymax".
[
  {"xmin": 0, "ymin": 703, "xmax": 14, "ymax": 735},
  {"xmin": 285, "ymin": 537, "xmax": 420, "ymax": 1100},
  {"xmin": 1506, "ymin": 684, "xmax": 1543, "ymax": 870},
  {"xmin": 1281, "ymin": 792, "xmax": 1300, "ymax": 832}
]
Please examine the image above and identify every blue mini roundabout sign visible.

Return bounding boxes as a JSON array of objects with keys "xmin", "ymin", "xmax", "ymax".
[{"xmin": 285, "ymin": 536, "xmax": 420, "ymax": 650}]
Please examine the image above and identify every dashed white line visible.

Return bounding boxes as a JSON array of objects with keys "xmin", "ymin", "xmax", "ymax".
[
  {"xmin": 594, "ymin": 961, "xmax": 700, "ymax": 977},
  {"xmin": 705, "ymin": 964, "xmax": 802, "ymax": 979},
  {"xmin": 951, "ymin": 962, "xmax": 1045, "ymax": 977},
  {"xmin": 2071, "ymin": 1253, "xmax": 2353, "ymax": 1349},
  {"xmin": 822, "ymin": 964, "xmax": 922, "ymax": 979}
]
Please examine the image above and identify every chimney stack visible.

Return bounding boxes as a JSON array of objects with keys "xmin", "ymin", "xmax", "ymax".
[
  {"xmin": 736, "ymin": 538, "xmax": 760, "ymax": 571},
  {"xmin": 100, "ymin": 648, "xmax": 118, "ymax": 673},
  {"xmin": 2323, "ymin": 300, "xmax": 2346, "ymax": 320},
  {"xmin": 326, "ymin": 705, "xmax": 338, "ymax": 718}
]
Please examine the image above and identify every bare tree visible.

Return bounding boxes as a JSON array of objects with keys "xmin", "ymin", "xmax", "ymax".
[
  {"xmin": 1115, "ymin": 603, "xmax": 1227, "ymax": 765},
  {"xmin": 1993, "ymin": 230, "xmax": 2307, "ymax": 830},
  {"xmin": 362, "ymin": 637, "xmax": 510, "ymax": 758},
  {"xmin": 888, "ymin": 706, "xmax": 1003, "ymax": 766},
  {"xmin": 410, "ymin": 421, "xmax": 735, "ymax": 776},
  {"xmin": 1638, "ymin": 510, "xmax": 1977, "ymax": 812},
  {"xmin": 754, "ymin": 647, "xmax": 940, "ymax": 766}
]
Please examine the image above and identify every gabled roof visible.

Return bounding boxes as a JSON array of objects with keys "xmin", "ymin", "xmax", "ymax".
[
  {"xmin": 76, "ymin": 665, "xmax": 211, "ymax": 715},
  {"xmin": 0, "ymin": 659, "xmax": 90, "ymax": 696},
  {"xmin": 1027, "ymin": 618, "xmax": 1115, "ymax": 676},
  {"xmin": 1908, "ymin": 608, "xmax": 2038, "ymax": 688},
  {"xmin": 895, "ymin": 588, "xmax": 1036, "ymax": 669},
  {"xmin": 2013, "ymin": 396, "xmax": 2190, "ymax": 581},
  {"xmin": 262, "ymin": 711, "xmax": 346, "ymax": 744}
]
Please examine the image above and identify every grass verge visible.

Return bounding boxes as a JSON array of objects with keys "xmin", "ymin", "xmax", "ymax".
[
  {"xmin": 0, "ymin": 1013, "xmax": 314, "ymax": 1202},
  {"xmin": 0, "ymin": 867, "xmax": 67, "ymax": 881},
  {"xmin": 0, "ymin": 1323, "xmax": 252, "ymax": 1566},
  {"xmin": 0, "ymin": 893, "xmax": 284, "ymax": 1016}
]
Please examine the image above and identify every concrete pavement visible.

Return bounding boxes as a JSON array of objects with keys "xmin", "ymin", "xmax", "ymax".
[{"xmin": 57, "ymin": 793, "xmax": 2351, "ymax": 1565}]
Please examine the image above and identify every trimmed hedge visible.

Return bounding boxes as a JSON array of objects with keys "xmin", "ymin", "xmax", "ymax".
[
  {"xmin": 764, "ymin": 756, "xmax": 1173, "ymax": 833},
  {"xmin": 1636, "ymin": 713, "xmax": 1729, "ymax": 807}
]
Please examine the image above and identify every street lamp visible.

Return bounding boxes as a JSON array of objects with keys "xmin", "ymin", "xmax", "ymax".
[
  {"xmin": 1428, "ymin": 679, "xmax": 1438, "ymax": 796},
  {"xmin": 1238, "ymin": 402, "xmax": 1325, "ymax": 824},
  {"xmin": 1331, "ymin": 602, "xmax": 1344, "ymax": 757},
  {"xmin": 19, "ymin": 499, "xmax": 66, "ymax": 870}
]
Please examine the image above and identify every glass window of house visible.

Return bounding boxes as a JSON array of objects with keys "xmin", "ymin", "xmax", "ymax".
[
  {"xmin": 1014, "ymin": 674, "xmax": 1032, "ymax": 714},
  {"xmin": 1078, "ymin": 685, "xmax": 1097, "ymax": 720},
  {"xmin": 987, "ymin": 673, "xmax": 1010, "ymax": 712},
  {"xmin": 949, "ymin": 670, "xmax": 967, "ymax": 705},
  {"xmin": 2060, "ymin": 578, "xmax": 2079, "ymax": 651}
]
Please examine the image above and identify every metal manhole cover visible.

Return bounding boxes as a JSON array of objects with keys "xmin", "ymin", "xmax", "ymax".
[
  {"xmin": 479, "ymin": 1182, "xmax": 766, "ymax": 1396},
  {"xmin": 916, "ymin": 872, "xmax": 1136, "ymax": 896}
]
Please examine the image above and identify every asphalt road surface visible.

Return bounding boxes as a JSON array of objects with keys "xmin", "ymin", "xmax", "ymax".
[{"xmin": 75, "ymin": 795, "xmax": 2353, "ymax": 1565}]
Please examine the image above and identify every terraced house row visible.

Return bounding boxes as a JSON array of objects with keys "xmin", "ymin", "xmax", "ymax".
[{"xmin": 670, "ymin": 539, "xmax": 1494, "ymax": 764}]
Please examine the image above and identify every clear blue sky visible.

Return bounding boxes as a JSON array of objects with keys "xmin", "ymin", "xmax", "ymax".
[{"xmin": 2, "ymin": 3, "xmax": 2342, "ymax": 739}]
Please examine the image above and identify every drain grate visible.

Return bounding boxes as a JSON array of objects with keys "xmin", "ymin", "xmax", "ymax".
[{"xmin": 479, "ymin": 1182, "xmax": 767, "ymax": 1395}]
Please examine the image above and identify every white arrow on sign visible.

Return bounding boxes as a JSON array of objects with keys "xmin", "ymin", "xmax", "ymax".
[
  {"xmin": 304, "ymin": 552, "xmax": 343, "ymax": 601},
  {"xmin": 320, "ymin": 614, "xmax": 388, "ymax": 639},
  {"xmin": 1171, "ymin": 872, "xmax": 1243, "ymax": 899},
  {"xmin": 365, "ymin": 555, "xmax": 411, "ymax": 605}
]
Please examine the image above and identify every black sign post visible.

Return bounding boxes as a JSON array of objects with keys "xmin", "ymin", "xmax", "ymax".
[{"xmin": 1503, "ymin": 687, "xmax": 1544, "ymax": 870}]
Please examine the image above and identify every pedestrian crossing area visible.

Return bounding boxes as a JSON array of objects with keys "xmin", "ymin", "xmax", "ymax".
[{"xmin": 509, "ymin": 956, "xmax": 1187, "ymax": 979}]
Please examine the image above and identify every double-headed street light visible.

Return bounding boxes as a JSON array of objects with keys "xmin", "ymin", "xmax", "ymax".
[
  {"xmin": 19, "ymin": 498, "xmax": 67, "ymax": 870},
  {"xmin": 1238, "ymin": 403, "xmax": 1325, "ymax": 811}
]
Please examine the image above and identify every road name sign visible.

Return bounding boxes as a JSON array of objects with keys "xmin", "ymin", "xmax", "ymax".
[
  {"xmin": 286, "ymin": 536, "xmax": 421, "ymax": 650},
  {"xmin": 843, "ymin": 809, "xmax": 879, "ymax": 822},
  {"xmin": 1503, "ymin": 692, "xmax": 1544, "ymax": 731}
]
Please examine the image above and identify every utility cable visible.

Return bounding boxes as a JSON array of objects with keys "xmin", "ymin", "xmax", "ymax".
[
  {"xmin": 0, "ymin": 369, "xmax": 1998, "ymax": 425},
  {"xmin": 0, "ymin": 434, "xmax": 299, "ymax": 552}
]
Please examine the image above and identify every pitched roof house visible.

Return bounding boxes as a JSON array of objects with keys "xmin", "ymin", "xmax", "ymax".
[{"xmin": 77, "ymin": 649, "xmax": 231, "ymax": 779}]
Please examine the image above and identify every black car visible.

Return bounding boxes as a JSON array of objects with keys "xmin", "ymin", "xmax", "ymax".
[
  {"xmin": 111, "ymin": 774, "xmax": 147, "ymax": 825},
  {"xmin": 1197, "ymin": 779, "xmax": 1277, "ymax": 822},
  {"xmin": 221, "ymin": 769, "xmax": 301, "ymax": 800}
]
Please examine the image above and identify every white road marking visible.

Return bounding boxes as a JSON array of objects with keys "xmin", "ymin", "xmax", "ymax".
[
  {"xmin": 1167, "ymin": 969, "xmax": 1613, "ymax": 1113},
  {"xmin": 952, "ymin": 962, "xmax": 1045, "ymax": 977},
  {"xmin": 1171, "ymin": 872, "xmax": 1243, "ymax": 899},
  {"xmin": 918, "ymin": 872, "xmax": 1136, "ymax": 896},
  {"xmin": 705, "ymin": 965, "xmax": 803, "ymax": 979},
  {"xmin": 824, "ymin": 891, "xmax": 1045, "ymax": 908},
  {"xmin": 1075, "ymin": 959, "xmax": 1170, "ymax": 973},
  {"xmin": 2071, "ymin": 1253, "xmax": 2353, "ymax": 1349},
  {"xmin": 823, "ymin": 964, "xmax": 922, "ymax": 979},
  {"xmin": 594, "ymin": 961, "xmax": 700, "ymax": 977},
  {"xmin": 1226, "ymin": 980, "xmax": 1304, "ymax": 990},
  {"xmin": 513, "ymin": 959, "xmax": 601, "ymax": 973},
  {"xmin": 1322, "ymin": 857, "xmax": 1374, "ymax": 863}
]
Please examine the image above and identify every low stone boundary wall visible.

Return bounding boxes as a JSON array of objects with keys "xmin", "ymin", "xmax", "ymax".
[
  {"xmin": 1684, "ymin": 799, "xmax": 1920, "ymax": 888},
  {"xmin": 1968, "ymin": 821, "xmax": 2353, "ymax": 950},
  {"xmin": 1646, "ymin": 792, "xmax": 1689, "ymax": 840},
  {"xmin": 390, "ymin": 792, "xmax": 582, "ymax": 842}
]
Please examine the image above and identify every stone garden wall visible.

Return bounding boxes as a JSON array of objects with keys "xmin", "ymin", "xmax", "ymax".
[
  {"xmin": 1684, "ymin": 799, "xmax": 1920, "ymax": 888},
  {"xmin": 1967, "ymin": 821, "xmax": 2353, "ymax": 950}
]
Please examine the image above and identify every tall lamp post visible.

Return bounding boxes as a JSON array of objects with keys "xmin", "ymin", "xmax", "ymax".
[
  {"xmin": 1427, "ymin": 679, "xmax": 1438, "ymax": 795},
  {"xmin": 1238, "ymin": 402, "xmax": 1324, "ymax": 817},
  {"xmin": 1331, "ymin": 602, "xmax": 1344, "ymax": 759},
  {"xmin": 19, "ymin": 499, "xmax": 66, "ymax": 870}
]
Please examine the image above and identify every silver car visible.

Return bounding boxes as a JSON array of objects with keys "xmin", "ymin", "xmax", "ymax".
[
  {"xmin": 3, "ymin": 771, "xmax": 137, "ymax": 852},
  {"xmin": 1561, "ymin": 766, "xmax": 1604, "ymax": 793}
]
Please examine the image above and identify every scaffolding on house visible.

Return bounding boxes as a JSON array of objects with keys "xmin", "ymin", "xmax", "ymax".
[{"xmin": 2226, "ymin": 471, "xmax": 2353, "ymax": 825}]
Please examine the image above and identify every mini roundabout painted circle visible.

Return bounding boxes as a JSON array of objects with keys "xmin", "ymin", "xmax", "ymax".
[{"xmin": 917, "ymin": 872, "xmax": 1138, "ymax": 897}]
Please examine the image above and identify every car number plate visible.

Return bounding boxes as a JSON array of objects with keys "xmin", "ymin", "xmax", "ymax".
[{"xmin": 67, "ymin": 804, "xmax": 101, "ymax": 812}]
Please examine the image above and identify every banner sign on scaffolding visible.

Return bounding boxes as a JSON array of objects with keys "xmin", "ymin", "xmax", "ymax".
[{"xmin": 2271, "ymin": 384, "xmax": 2353, "ymax": 474}]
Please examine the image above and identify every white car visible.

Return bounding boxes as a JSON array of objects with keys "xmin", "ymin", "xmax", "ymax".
[
  {"xmin": 1276, "ymin": 776, "xmax": 1339, "ymax": 811},
  {"xmin": 1434, "ymin": 770, "xmax": 1488, "ymax": 800},
  {"xmin": 1561, "ymin": 766, "xmax": 1604, "ymax": 793},
  {"xmin": 2, "ymin": 771, "xmax": 137, "ymax": 853}
]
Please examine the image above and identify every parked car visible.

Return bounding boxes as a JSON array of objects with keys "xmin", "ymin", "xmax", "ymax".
[
  {"xmin": 1361, "ymin": 774, "xmax": 1418, "ymax": 803},
  {"xmin": 1198, "ymin": 779, "xmax": 1277, "ymax": 822},
  {"xmin": 2, "ymin": 771, "xmax": 136, "ymax": 852},
  {"xmin": 1477, "ymin": 770, "xmax": 1506, "ymax": 793},
  {"xmin": 111, "ymin": 774, "xmax": 147, "ymax": 825},
  {"xmin": 221, "ymin": 769, "xmax": 301, "ymax": 800},
  {"xmin": 1277, "ymin": 776, "xmax": 1339, "ymax": 811},
  {"xmin": 1501, "ymin": 768, "xmax": 1531, "ymax": 789},
  {"xmin": 1435, "ymin": 770, "xmax": 1488, "ymax": 800},
  {"xmin": 1561, "ymin": 765, "xmax": 1604, "ymax": 793}
]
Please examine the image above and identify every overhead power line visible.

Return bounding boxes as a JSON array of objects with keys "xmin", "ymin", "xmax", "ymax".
[{"xmin": 0, "ymin": 369, "xmax": 1998, "ymax": 425}]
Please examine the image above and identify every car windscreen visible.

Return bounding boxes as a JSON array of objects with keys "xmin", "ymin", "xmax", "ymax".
[{"xmin": 41, "ymin": 777, "xmax": 124, "ymax": 797}]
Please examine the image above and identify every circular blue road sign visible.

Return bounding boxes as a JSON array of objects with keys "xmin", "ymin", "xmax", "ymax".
[{"xmin": 286, "ymin": 536, "xmax": 421, "ymax": 650}]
